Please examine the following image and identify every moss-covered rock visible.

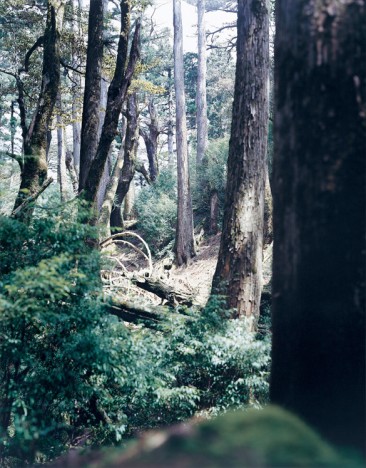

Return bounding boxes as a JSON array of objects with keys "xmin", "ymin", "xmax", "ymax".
[{"xmin": 50, "ymin": 406, "xmax": 363, "ymax": 467}]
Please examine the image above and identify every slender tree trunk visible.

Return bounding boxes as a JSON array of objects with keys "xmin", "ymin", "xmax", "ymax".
[
  {"xmin": 173, "ymin": 0, "xmax": 196, "ymax": 266},
  {"xmin": 209, "ymin": 189, "xmax": 219, "ymax": 234},
  {"xmin": 56, "ymin": 93, "xmax": 67, "ymax": 202},
  {"xmin": 13, "ymin": 0, "xmax": 65, "ymax": 222},
  {"xmin": 78, "ymin": 0, "xmax": 104, "ymax": 192},
  {"xmin": 83, "ymin": 4, "xmax": 140, "ymax": 210},
  {"xmin": 98, "ymin": 148, "xmax": 124, "ymax": 238},
  {"xmin": 211, "ymin": 0, "xmax": 269, "ymax": 326},
  {"xmin": 140, "ymin": 98, "xmax": 159, "ymax": 181},
  {"xmin": 196, "ymin": 0, "xmax": 208, "ymax": 165},
  {"xmin": 71, "ymin": 0, "xmax": 83, "ymax": 177},
  {"xmin": 123, "ymin": 182, "xmax": 135, "ymax": 219},
  {"xmin": 110, "ymin": 93, "xmax": 139, "ymax": 230},
  {"xmin": 263, "ymin": 166, "xmax": 273, "ymax": 246},
  {"xmin": 167, "ymin": 67, "xmax": 175, "ymax": 166},
  {"xmin": 270, "ymin": 0, "xmax": 366, "ymax": 453},
  {"xmin": 96, "ymin": 0, "xmax": 111, "ymax": 211}
]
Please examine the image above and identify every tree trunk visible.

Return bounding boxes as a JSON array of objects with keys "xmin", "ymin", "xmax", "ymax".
[
  {"xmin": 210, "ymin": 0, "xmax": 269, "ymax": 326},
  {"xmin": 56, "ymin": 92, "xmax": 67, "ymax": 202},
  {"xmin": 98, "ymin": 147, "xmax": 124, "ymax": 238},
  {"xmin": 123, "ymin": 182, "xmax": 135, "ymax": 220},
  {"xmin": 13, "ymin": 0, "xmax": 65, "ymax": 223},
  {"xmin": 140, "ymin": 98, "xmax": 159, "ymax": 181},
  {"xmin": 270, "ymin": 0, "xmax": 366, "ymax": 454},
  {"xmin": 78, "ymin": 0, "xmax": 104, "ymax": 192},
  {"xmin": 173, "ymin": 0, "xmax": 196, "ymax": 266},
  {"xmin": 71, "ymin": 0, "xmax": 82, "ymax": 177},
  {"xmin": 83, "ymin": 5, "xmax": 140, "ymax": 210},
  {"xmin": 209, "ymin": 189, "xmax": 219, "ymax": 234},
  {"xmin": 263, "ymin": 166, "xmax": 273, "ymax": 246},
  {"xmin": 167, "ymin": 67, "xmax": 175, "ymax": 166},
  {"xmin": 110, "ymin": 93, "xmax": 139, "ymax": 230},
  {"xmin": 196, "ymin": 0, "xmax": 208, "ymax": 165}
]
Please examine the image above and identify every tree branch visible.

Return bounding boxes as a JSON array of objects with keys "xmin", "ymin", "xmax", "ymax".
[
  {"xmin": 11, "ymin": 177, "xmax": 53, "ymax": 218},
  {"xmin": 19, "ymin": 36, "xmax": 44, "ymax": 73}
]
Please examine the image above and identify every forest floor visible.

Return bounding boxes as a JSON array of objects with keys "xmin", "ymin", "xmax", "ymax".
[{"xmin": 103, "ymin": 230, "xmax": 272, "ymax": 308}]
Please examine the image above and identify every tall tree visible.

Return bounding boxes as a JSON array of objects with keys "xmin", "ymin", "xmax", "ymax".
[
  {"xmin": 78, "ymin": 0, "xmax": 104, "ymax": 192},
  {"xmin": 83, "ymin": 2, "xmax": 140, "ymax": 210},
  {"xmin": 270, "ymin": 0, "xmax": 366, "ymax": 453},
  {"xmin": 173, "ymin": 0, "xmax": 196, "ymax": 265},
  {"xmin": 110, "ymin": 93, "xmax": 140, "ymax": 230},
  {"xmin": 196, "ymin": 0, "xmax": 208, "ymax": 165},
  {"xmin": 210, "ymin": 0, "xmax": 269, "ymax": 326},
  {"xmin": 12, "ymin": 0, "xmax": 65, "ymax": 222}
]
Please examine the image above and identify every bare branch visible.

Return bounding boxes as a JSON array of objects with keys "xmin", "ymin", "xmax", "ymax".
[{"xmin": 11, "ymin": 177, "xmax": 53, "ymax": 218}]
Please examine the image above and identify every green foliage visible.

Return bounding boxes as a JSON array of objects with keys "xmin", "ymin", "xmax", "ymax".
[
  {"xmin": 193, "ymin": 137, "xmax": 228, "ymax": 228},
  {"xmin": 134, "ymin": 168, "xmax": 177, "ymax": 253},
  {"xmin": 0, "ymin": 205, "xmax": 132, "ymax": 464},
  {"xmin": 124, "ymin": 298, "xmax": 270, "ymax": 433},
  {"xmin": 0, "ymin": 199, "xmax": 270, "ymax": 465}
]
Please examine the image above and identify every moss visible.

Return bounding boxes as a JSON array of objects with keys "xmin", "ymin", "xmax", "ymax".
[{"xmin": 94, "ymin": 406, "xmax": 362, "ymax": 467}]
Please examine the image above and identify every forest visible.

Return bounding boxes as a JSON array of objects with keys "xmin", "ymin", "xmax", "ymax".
[{"xmin": 0, "ymin": 0, "xmax": 364, "ymax": 466}]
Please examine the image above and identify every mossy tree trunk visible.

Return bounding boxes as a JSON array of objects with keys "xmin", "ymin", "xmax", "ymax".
[
  {"xmin": 211, "ymin": 0, "xmax": 269, "ymax": 326},
  {"xmin": 78, "ymin": 0, "xmax": 104, "ymax": 192},
  {"xmin": 13, "ymin": 0, "xmax": 65, "ymax": 223},
  {"xmin": 140, "ymin": 98, "xmax": 160, "ymax": 182},
  {"xmin": 110, "ymin": 93, "xmax": 139, "ymax": 230},
  {"xmin": 83, "ymin": 3, "xmax": 140, "ymax": 213},
  {"xmin": 270, "ymin": 0, "xmax": 366, "ymax": 453}
]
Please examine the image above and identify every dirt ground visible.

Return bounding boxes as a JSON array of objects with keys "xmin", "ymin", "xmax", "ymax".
[{"xmin": 102, "ymin": 232, "xmax": 272, "ymax": 308}]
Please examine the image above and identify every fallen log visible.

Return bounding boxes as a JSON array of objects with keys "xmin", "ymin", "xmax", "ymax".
[
  {"xmin": 130, "ymin": 275, "xmax": 195, "ymax": 307},
  {"xmin": 104, "ymin": 296, "xmax": 188, "ymax": 329}
]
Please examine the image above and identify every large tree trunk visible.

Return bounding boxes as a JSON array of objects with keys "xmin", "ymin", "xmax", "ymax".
[
  {"xmin": 210, "ymin": 0, "xmax": 269, "ymax": 326},
  {"xmin": 270, "ymin": 0, "xmax": 366, "ymax": 454},
  {"xmin": 173, "ymin": 0, "xmax": 196, "ymax": 266},
  {"xmin": 13, "ymin": 0, "xmax": 65, "ymax": 222},
  {"xmin": 110, "ymin": 93, "xmax": 139, "ymax": 230},
  {"xmin": 83, "ymin": 4, "xmax": 140, "ymax": 210},
  {"xmin": 78, "ymin": 0, "xmax": 104, "ymax": 192},
  {"xmin": 196, "ymin": 0, "xmax": 208, "ymax": 165}
]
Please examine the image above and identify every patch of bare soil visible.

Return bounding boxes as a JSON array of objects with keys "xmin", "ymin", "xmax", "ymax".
[
  {"xmin": 102, "ymin": 230, "xmax": 272, "ymax": 308},
  {"xmin": 166, "ymin": 233, "xmax": 221, "ymax": 306}
]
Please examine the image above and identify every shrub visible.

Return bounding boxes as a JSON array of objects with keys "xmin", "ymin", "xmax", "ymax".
[
  {"xmin": 193, "ymin": 138, "xmax": 228, "ymax": 230},
  {"xmin": 0, "ymin": 205, "xmax": 135, "ymax": 464},
  {"xmin": 134, "ymin": 168, "xmax": 177, "ymax": 253}
]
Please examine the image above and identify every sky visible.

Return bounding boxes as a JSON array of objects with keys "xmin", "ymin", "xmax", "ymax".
[{"xmin": 146, "ymin": 0, "xmax": 236, "ymax": 52}]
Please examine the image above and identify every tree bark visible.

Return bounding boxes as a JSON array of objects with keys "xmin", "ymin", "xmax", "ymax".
[
  {"xmin": 56, "ymin": 92, "xmax": 67, "ymax": 202},
  {"xmin": 13, "ymin": 0, "xmax": 65, "ymax": 222},
  {"xmin": 98, "ymin": 147, "xmax": 124, "ymax": 238},
  {"xmin": 140, "ymin": 98, "xmax": 159, "ymax": 181},
  {"xmin": 167, "ymin": 67, "xmax": 175, "ymax": 166},
  {"xmin": 71, "ymin": 0, "xmax": 82, "ymax": 177},
  {"xmin": 173, "ymin": 0, "xmax": 196, "ymax": 266},
  {"xmin": 196, "ymin": 0, "xmax": 208, "ymax": 165},
  {"xmin": 110, "ymin": 93, "xmax": 139, "ymax": 230},
  {"xmin": 78, "ymin": 0, "xmax": 104, "ymax": 192},
  {"xmin": 270, "ymin": 0, "xmax": 366, "ymax": 454},
  {"xmin": 83, "ymin": 6, "xmax": 140, "ymax": 210},
  {"xmin": 210, "ymin": 0, "xmax": 269, "ymax": 326},
  {"xmin": 209, "ymin": 189, "xmax": 219, "ymax": 234}
]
